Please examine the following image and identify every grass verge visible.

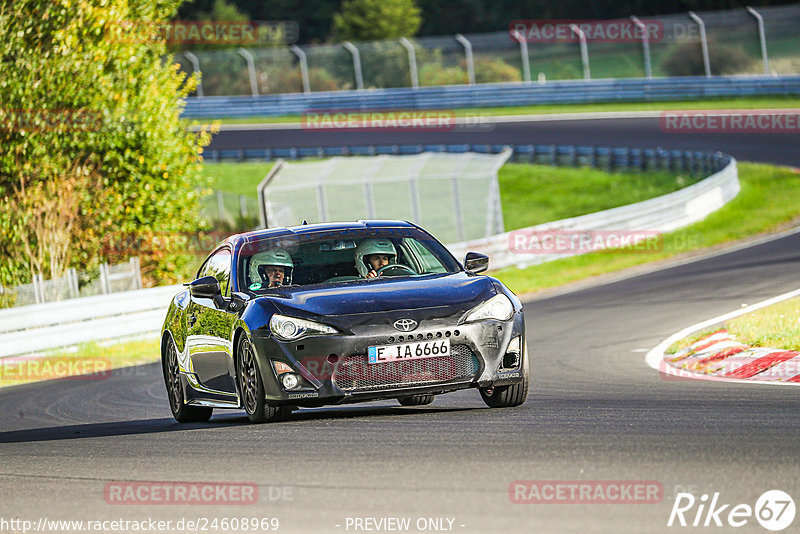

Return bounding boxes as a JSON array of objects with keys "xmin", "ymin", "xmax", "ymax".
[
  {"xmin": 205, "ymin": 96, "xmax": 800, "ymax": 125},
  {"xmin": 726, "ymin": 296, "xmax": 800, "ymax": 351},
  {"xmin": 495, "ymin": 162, "xmax": 800, "ymax": 295},
  {"xmin": 203, "ymin": 161, "xmax": 700, "ymax": 232},
  {"xmin": 0, "ymin": 338, "xmax": 160, "ymax": 388},
  {"xmin": 666, "ymin": 295, "xmax": 800, "ymax": 354}
]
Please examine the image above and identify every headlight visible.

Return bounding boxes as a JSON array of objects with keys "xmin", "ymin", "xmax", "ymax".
[
  {"xmin": 269, "ymin": 314, "xmax": 339, "ymax": 342},
  {"xmin": 460, "ymin": 294, "xmax": 514, "ymax": 324}
]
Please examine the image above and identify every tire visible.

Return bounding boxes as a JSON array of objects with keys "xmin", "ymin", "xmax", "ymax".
[
  {"xmin": 398, "ymin": 394, "xmax": 435, "ymax": 406},
  {"xmin": 480, "ymin": 344, "xmax": 530, "ymax": 408},
  {"xmin": 236, "ymin": 334, "xmax": 291, "ymax": 423},
  {"xmin": 163, "ymin": 337, "xmax": 213, "ymax": 423}
]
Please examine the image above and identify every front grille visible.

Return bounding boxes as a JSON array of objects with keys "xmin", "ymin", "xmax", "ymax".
[{"xmin": 333, "ymin": 344, "xmax": 480, "ymax": 392}]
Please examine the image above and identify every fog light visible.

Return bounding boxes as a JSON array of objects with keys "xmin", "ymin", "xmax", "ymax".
[
  {"xmin": 281, "ymin": 373, "xmax": 300, "ymax": 390},
  {"xmin": 507, "ymin": 336, "xmax": 521, "ymax": 354}
]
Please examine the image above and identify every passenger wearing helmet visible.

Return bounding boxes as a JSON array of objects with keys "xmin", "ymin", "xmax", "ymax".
[
  {"xmin": 248, "ymin": 249, "xmax": 293, "ymax": 289},
  {"xmin": 354, "ymin": 239, "xmax": 397, "ymax": 278}
]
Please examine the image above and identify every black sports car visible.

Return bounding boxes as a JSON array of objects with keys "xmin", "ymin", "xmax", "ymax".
[{"xmin": 161, "ymin": 220, "xmax": 528, "ymax": 423}]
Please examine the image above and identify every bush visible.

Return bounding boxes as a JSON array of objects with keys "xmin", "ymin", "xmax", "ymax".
[
  {"xmin": 0, "ymin": 0, "xmax": 212, "ymax": 287},
  {"xmin": 474, "ymin": 58, "xmax": 522, "ymax": 84},
  {"xmin": 661, "ymin": 39, "xmax": 755, "ymax": 76}
]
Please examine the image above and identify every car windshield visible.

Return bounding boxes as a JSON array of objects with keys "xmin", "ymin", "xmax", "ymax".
[{"xmin": 237, "ymin": 227, "xmax": 461, "ymax": 293}]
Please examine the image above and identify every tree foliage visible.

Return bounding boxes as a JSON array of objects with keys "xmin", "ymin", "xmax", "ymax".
[
  {"xmin": 0, "ymin": 0, "xmax": 212, "ymax": 287},
  {"xmin": 332, "ymin": 0, "xmax": 421, "ymax": 42}
]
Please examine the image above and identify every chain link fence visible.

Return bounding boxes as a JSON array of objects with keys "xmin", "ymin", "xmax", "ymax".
[
  {"xmin": 175, "ymin": 4, "xmax": 800, "ymax": 97},
  {"xmin": 0, "ymin": 258, "xmax": 142, "ymax": 308}
]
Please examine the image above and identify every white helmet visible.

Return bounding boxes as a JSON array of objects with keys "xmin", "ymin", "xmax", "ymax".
[
  {"xmin": 248, "ymin": 249, "xmax": 293, "ymax": 288},
  {"xmin": 354, "ymin": 239, "xmax": 396, "ymax": 277}
]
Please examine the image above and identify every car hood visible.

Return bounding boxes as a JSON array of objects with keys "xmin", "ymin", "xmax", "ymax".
[{"xmin": 261, "ymin": 272, "xmax": 496, "ymax": 323}]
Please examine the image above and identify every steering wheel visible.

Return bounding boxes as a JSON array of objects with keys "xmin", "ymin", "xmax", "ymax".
[{"xmin": 375, "ymin": 264, "xmax": 417, "ymax": 276}]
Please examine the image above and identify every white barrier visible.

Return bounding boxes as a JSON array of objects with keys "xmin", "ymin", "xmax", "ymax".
[
  {"xmin": 446, "ymin": 156, "xmax": 739, "ymax": 270},
  {"xmin": 0, "ymin": 285, "xmax": 182, "ymax": 357}
]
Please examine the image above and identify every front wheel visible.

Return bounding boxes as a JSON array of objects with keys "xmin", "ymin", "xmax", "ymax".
[
  {"xmin": 480, "ymin": 344, "xmax": 529, "ymax": 408},
  {"xmin": 163, "ymin": 337, "xmax": 212, "ymax": 423},
  {"xmin": 237, "ymin": 334, "xmax": 291, "ymax": 423}
]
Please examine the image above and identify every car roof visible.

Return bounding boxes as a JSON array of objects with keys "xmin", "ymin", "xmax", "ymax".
[{"xmin": 222, "ymin": 220, "xmax": 419, "ymax": 249}]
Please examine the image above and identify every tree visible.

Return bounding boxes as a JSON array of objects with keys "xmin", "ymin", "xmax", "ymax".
[
  {"xmin": 0, "ymin": 0, "xmax": 212, "ymax": 288},
  {"xmin": 332, "ymin": 0, "xmax": 422, "ymax": 42}
]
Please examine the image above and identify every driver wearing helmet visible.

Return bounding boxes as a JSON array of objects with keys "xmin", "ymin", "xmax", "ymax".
[
  {"xmin": 355, "ymin": 239, "xmax": 397, "ymax": 279},
  {"xmin": 248, "ymin": 249, "xmax": 293, "ymax": 289}
]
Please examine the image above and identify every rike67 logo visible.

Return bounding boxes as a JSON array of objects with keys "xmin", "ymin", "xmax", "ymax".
[{"xmin": 668, "ymin": 490, "xmax": 795, "ymax": 531}]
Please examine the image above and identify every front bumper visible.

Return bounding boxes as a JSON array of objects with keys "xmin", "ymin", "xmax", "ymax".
[{"xmin": 249, "ymin": 311, "xmax": 526, "ymax": 407}]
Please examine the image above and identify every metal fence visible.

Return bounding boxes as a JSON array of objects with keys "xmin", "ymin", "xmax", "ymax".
[
  {"xmin": 0, "ymin": 258, "xmax": 143, "ymax": 308},
  {"xmin": 182, "ymin": 75, "xmax": 800, "ymax": 118},
  {"xmin": 176, "ymin": 3, "xmax": 800, "ymax": 98}
]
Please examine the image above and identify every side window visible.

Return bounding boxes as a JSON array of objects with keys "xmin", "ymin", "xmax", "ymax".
[{"xmin": 198, "ymin": 248, "xmax": 232, "ymax": 296}]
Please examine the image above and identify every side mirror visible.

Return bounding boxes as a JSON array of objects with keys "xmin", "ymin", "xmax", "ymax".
[
  {"xmin": 464, "ymin": 252, "xmax": 489, "ymax": 273},
  {"xmin": 188, "ymin": 275, "xmax": 222, "ymax": 299}
]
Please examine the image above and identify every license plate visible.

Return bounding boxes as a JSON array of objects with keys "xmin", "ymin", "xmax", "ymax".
[{"xmin": 367, "ymin": 339, "xmax": 450, "ymax": 364}]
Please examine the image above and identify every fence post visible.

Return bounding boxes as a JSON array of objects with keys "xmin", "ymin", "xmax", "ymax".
[
  {"xmin": 630, "ymin": 16, "xmax": 652, "ymax": 79},
  {"xmin": 569, "ymin": 25, "xmax": 591, "ymax": 80},
  {"xmin": 510, "ymin": 30, "xmax": 531, "ymax": 83},
  {"xmin": 240, "ymin": 195, "xmax": 248, "ymax": 219},
  {"xmin": 68, "ymin": 268, "xmax": 79, "ymax": 298},
  {"xmin": 343, "ymin": 42, "xmax": 364, "ymax": 90},
  {"xmin": 454, "ymin": 34, "xmax": 475, "ymax": 85},
  {"xmin": 100, "ymin": 263, "xmax": 110, "ymax": 294},
  {"xmin": 32, "ymin": 273, "xmax": 41, "ymax": 304},
  {"xmin": 688, "ymin": 12, "xmax": 711, "ymax": 78},
  {"xmin": 399, "ymin": 38, "xmax": 419, "ymax": 88},
  {"xmin": 182, "ymin": 51, "xmax": 204, "ymax": 97},
  {"xmin": 237, "ymin": 48, "xmax": 260, "ymax": 96},
  {"xmin": 290, "ymin": 45, "xmax": 311, "ymax": 93},
  {"xmin": 130, "ymin": 257, "xmax": 143, "ymax": 290},
  {"xmin": 746, "ymin": 7, "xmax": 770, "ymax": 75}
]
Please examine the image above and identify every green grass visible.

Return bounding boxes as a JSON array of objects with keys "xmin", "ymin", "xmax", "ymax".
[
  {"xmin": 499, "ymin": 164, "xmax": 695, "ymax": 229},
  {"xmin": 726, "ymin": 296, "xmax": 800, "ymax": 351},
  {"xmin": 203, "ymin": 96, "xmax": 800, "ymax": 125},
  {"xmin": 203, "ymin": 161, "xmax": 701, "ymax": 233},
  {"xmin": 0, "ymin": 338, "xmax": 160, "ymax": 388},
  {"xmin": 495, "ymin": 163, "xmax": 800, "ymax": 295},
  {"xmin": 202, "ymin": 162, "xmax": 274, "ymax": 195}
]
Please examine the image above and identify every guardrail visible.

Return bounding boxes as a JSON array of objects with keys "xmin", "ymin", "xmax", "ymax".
[
  {"xmin": 0, "ymin": 285, "xmax": 181, "ymax": 357},
  {"xmin": 447, "ymin": 154, "xmax": 739, "ymax": 270},
  {"xmin": 204, "ymin": 142, "xmax": 728, "ymax": 178},
  {"xmin": 183, "ymin": 75, "xmax": 800, "ymax": 119}
]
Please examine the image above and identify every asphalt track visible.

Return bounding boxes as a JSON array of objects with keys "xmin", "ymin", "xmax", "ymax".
[
  {"xmin": 206, "ymin": 115, "xmax": 800, "ymax": 168},
  {"xmin": 1, "ymin": 119, "xmax": 800, "ymax": 533}
]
